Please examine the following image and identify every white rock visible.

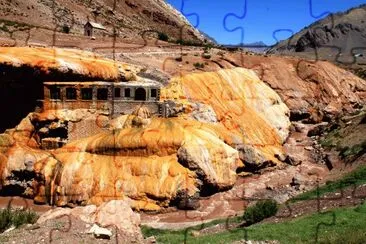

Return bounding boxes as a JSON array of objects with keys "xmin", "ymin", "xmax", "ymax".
[
  {"xmin": 3, "ymin": 225, "xmax": 16, "ymax": 233},
  {"xmin": 88, "ymin": 224, "xmax": 112, "ymax": 239}
]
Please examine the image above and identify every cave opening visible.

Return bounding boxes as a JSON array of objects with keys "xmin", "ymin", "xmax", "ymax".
[{"xmin": 0, "ymin": 66, "xmax": 44, "ymax": 133}]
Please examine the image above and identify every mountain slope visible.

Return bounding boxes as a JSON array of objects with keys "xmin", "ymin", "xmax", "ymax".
[
  {"xmin": 268, "ymin": 4, "xmax": 366, "ymax": 59},
  {"xmin": 0, "ymin": 0, "xmax": 204, "ymax": 42}
]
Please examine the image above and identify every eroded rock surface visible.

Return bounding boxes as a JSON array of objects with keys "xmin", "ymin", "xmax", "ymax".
[
  {"xmin": 32, "ymin": 116, "xmax": 242, "ymax": 210},
  {"xmin": 161, "ymin": 68, "xmax": 291, "ymax": 165}
]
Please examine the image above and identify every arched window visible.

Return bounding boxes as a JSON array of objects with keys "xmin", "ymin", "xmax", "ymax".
[{"xmin": 135, "ymin": 88, "xmax": 146, "ymax": 101}]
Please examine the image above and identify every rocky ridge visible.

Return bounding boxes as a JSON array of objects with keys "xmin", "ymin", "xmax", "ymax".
[{"xmin": 268, "ymin": 4, "xmax": 366, "ymax": 54}]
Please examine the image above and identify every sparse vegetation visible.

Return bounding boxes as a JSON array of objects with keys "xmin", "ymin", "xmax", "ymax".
[
  {"xmin": 217, "ymin": 51, "xmax": 226, "ymax": 57},
  {"xmin": 0, "ymin": 207, "xmax": 38, "ymax": 232},
  {"xmin": 158, "ymin": 32, "xmax": 169, "ymax": 42},
  {"xmin": 243, "ymin": 200, "xmax": 278, "ymax": 225},
  {"xmin": 320, "ymin": 129, "xmax": 341, "ymax": 148},
  {"xmin": 62, "ymin": 25, "xmax": 70, "ymax": 34},
  {"xmin": 292, "ymin": 166, "xmax": 366, "ymax": 202},
  {"xmin": 339, "ymin": 142, "xmax": 366, "ymax": 158},
  {"xmin": 202, "ymin": 52, "xmax": 211, "ymax": 59},
  {"xmin": 193, "ymin": 62, "xmax": 205, "ymax": 69},
  {"xmin": 176, "ymin": 39, "xmax": 202, "ymax": 46},
  {"xmin": 0, "ymin": 19, "xmax": 33, "ymax": 32},
  {"xmin": 354, "ymin": 68, "xmax": 366, "ymax": 79},
  {"xmin": 175, "ymin": 56, "xmax": 182, "ymax": 62}
]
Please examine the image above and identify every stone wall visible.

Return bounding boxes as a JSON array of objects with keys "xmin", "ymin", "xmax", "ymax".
[{"xmin": 68, "ymin": 118, "xmax": 109, "ymax": 142}]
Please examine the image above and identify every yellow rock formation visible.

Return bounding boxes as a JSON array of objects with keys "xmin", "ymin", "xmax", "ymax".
[
  {"xmin": 0, "ymin": 47, "xmax": 139, "ymax": 81},
  {"xmin": 0, "ymin": 61, "xmax": 291, "ymax": 211},
  {"xmin": 33, "ymin": 117, "xmax": 242, "ymax": 210},
  {"xmin": 161, "ymin": 68, "xmax": 291, "ymax": 164}
]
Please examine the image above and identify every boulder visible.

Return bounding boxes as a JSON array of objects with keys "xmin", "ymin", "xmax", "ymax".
[
  {"xmin": 87, "ymin": 224, "xmax": 112, "ymax": 239},
  {"xmin": 95, "ymin": 200, "xmax": 141, "ymax": 235},
  {"xmin": 38, "ymin": 200, "xmax": 143, "ymax": 241}
]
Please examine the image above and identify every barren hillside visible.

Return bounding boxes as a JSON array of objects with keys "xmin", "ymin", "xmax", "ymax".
[
  {"xmin": 0, "ymin": 0, "xmax": 204, "ymax": 42},
  {"xmin": 268, "ymin": 4, "xmax": 366, "ymax": 55}
]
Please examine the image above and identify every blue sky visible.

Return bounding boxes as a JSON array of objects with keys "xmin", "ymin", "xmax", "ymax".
[{"xmin": 167, "ymin": 0, "xmax": 366, "ymax": 45}]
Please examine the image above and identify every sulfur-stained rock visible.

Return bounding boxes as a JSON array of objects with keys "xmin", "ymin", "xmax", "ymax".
[
  {"xmin": 0, "ymin": 47, "xmax": 140, "ymax": 81},
  {"xmin": 33, "ymin": 117, "xmax": 241, "ymax": 210},
  {"xmin": 161, "ymin": 68, "xmax": 291, "ymax": 165}
]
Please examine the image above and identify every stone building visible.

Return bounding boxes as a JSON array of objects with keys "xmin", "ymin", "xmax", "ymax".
[
  {"xmin": 39, "ymin": 78, "xmax": 165, "ymax": 149},
  {"xmin": 42, "ymin": 79, "xmax": 163, "ymax": 116},
  {"xmin": 84, "ymin": 21, "xmax": 108, "ymax": 37}
]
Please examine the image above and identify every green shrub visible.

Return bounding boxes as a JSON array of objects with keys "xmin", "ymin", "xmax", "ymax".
[
  {"xmin": 62, "ymin": 25, "xmax": 70, "ymax": 34},
  {"xmin": 158, "ymin": 32, "xmax": 169, "ymax": 42},
  {"xmin": 0, "ymin": 208, "xmax": 11, "ymax": 231},
  {"xmin": 243, "ymin": 199, "xmax": 278, "ymax": 225},
  {"xmin": 0, "ymin": 208, "xmax": 38, "ymax": 232},
  {"xmin": 193, "ymin": 62, "xmax": 205, "ymax": 69},
  {"xmin": 340, "ymin": 143, "xmax": 366, "ymax": 158},
  {"xmin": 217, "ymin": 51, "xmax": 225, "ymax": 57},
  {"xmin": 202, "ymin": 52, "xmax": 211, "ymax": 59},
  {"xmin": 176, "ymin": 39, "xmax": 202, "ymax": 46}
]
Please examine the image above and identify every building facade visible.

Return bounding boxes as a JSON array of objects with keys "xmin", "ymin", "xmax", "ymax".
[{"xmin": 42, "ymin": 80, "xmax": 163, "ymax": 117}]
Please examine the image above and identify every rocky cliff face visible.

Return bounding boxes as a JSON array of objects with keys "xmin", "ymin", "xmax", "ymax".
[
  {"xmin": 0, "ymin": 0, "xmax": 204, "ymax": 42},
  {"xmin": 222, "ymin": 53, "xmax": 366, "ymax": 122}
]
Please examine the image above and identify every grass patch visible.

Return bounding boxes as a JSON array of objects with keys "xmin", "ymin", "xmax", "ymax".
[
  {"xmin": 0, "ymin": 208, "xmax": 38, "ymax": 232},
  {"xmin": 142, "ymin": 203, "xmax": 366, "ymax": 244},
  {"xmin": 339, "ymin": 142, "xmax": 366, "ymax": 159},
  {"xmin": 292, "ymin": 166, "xmax": 366, "ymax": 202},
  {"xmin": 320, "ymin": 129, "xmax": 341, "ymax": 148},
  {"xmin": 142, "ymin": 216, "xmax": 243, "ymax": 243}
]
